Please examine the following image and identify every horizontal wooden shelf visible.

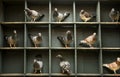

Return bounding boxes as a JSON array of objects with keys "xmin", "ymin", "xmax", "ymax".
[
  {"xmin": 0, "ymin": 47, "xmax": 120, "ymax": 50},
  {"xmin": 0, "ymin": 73, "xmax": 24, "ymax": 76},
  {"xmin": 51, "ymin": 73, "xmax": 75, "ymax": 76},
  {"xmin": 26, "ymin": 73, "xmax": 49, "ymax": 76},
  {"xmin": 100, "ymin": 22, "xmax": 120, "ymax": 25},
  {"xmin": 0, "ymin": 47, "xmax": 24, "ymax": 50},
  {"xmin": 102, "ymin": 47, "xmax": 120, "ymax": 50},
  {"xmin": 77, "ymin": 73, "xmax": 101, "ymax": 76},
  {"xmin": 1, "ymin": 22, "xmax": 120, "ymax": 25},
  {"xmin": 76, "ymin": 47, "xmax": 100, "ymax": 50},
  {"xmin": 75, "ymin": 22, "xmax": 99, "ymax": 24},
  {"xmin": 25, "ymin": 47, "xmax": 50, "ymax": 49},
  {"xmin": 103, "ymin": 74, "xmax": 120, "ymax": 76},
  {"xmin": 51, "ymin": 47, "xmax": 75, "ymax": 49}
]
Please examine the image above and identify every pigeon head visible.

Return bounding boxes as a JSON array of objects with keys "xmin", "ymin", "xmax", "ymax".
[
  {"xmin": 54, "ymin": 8, "xmax": 58, "ymax": 12},
  {"xmin": 34, "ymin": 59, "xmax": 37, "ymax": 62},
  {"xmin": 80, "ymin": 10, "xmax": 85, "ymax": 14},
  {"xmin": 93, "ymin": 32, "xmax": 96, "ymax": 36},
  {"xmin": 117, "ymin": 57, "xmax": 120, "ymax": 62},
  {"xmin": 35, "ymin": 54, "xmax": 42, "ymax": 61},
  {"xmin": 38, "ymin": 33, "xmax": 42, "ymax": 36},
  {"xmin": 13, "ymin": 30, "xmax": 17, "ymax": 34},
  {"xmin": 111, "ymin": 8, "xmax": 115, "ymax": 12},
  {"xmin": 56, "ymin": 54, "xmax": 63, "ymax": 58},
  {"xmin": 66, "ymin": 30, "xmax": 71, "ymax": 34}
]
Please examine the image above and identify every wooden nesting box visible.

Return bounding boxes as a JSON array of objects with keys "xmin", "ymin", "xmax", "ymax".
[{"xmin": 0, "ymin": 0, "xmax": 120, "ymax": 77}]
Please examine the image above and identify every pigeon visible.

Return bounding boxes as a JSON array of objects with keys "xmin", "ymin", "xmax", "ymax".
[
  {"xmin": 79, "ymin": 32, "xmax": 96, "ymax": 48},
  {"xmin": 56, "ymin": 54, "xmax": 71, "ymax": 75},
  {"xmin": 53, "ymin": 8, "xmax": 70, "ymax": 22},
  {"xmin": 24, "ymin": 8, "xmax": 45, "ymax": 22},
  {"xmin": 28, "ymin": 33, "xmax": 42, "ymax": 47},
  {"xmin": 79, "ymin": 9, "xmax": 96, "ymax": 22},
  {"xmin": 5, "ymin": 30, "xmax": 18, "ymax": 48},
  {"xmin": 57, "ymin": 30, "xmax": 72, "ymax": 48},
  {"xmin": 33, "ymin": 54, "xmax": 43, "ymax": 73},
  {"xmin": 103, "ymin": 57, "xmax": 120, "ymax": 75},
  {"xmin": 109, "ymin": 8, "xmax": 119, "ymax": 22}
]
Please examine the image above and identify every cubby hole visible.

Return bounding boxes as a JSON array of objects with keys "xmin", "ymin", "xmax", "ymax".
[
  {"xmin": 102, "ymin": 50, "xmax": 120, "ymax": 74},
  {"xmin": 51, "ymin": 24, "xmax": 74, "ymax": 48},
  {"xmin": 77, "ymin": 50, "xmax": 100, "ymax": 74},
  {"xmin": 1, "ymin": 50, "xmax": 24, "ymax": 73},
  {"xmin": 51, "ymin": 0, "xmax": 73, "ymax": 22},
  {"xmin": 100, "ymin": 1, "xmax": 120, "ymax": 22},
  {"xmin": 26, "ymin": 24, "xmax": 49, "ymax": 47},
  {"xmin": 2, "ymin": 1, "xmax": 24, "ymax": 22},
  {"xmin": 76, "ymin": 1, "xmax": 97, "ymax": 22},
  {"xmin": 1, "ymin": 24, "xmax": 24, "ymax": 47},
  {"xmin": 26, "ymin": 0, "xmax": 49, "ymax": 22},
  {"xmin": 76, "ymin": 24, "xmax": 99, "ymax": 48},
  {"xmin": 101, "ymin": 25, "xmax": 120, "ymax": 47},
  {"xmin": 51, "ymin": 49, "xmax": 75, "ymax": 74},
  {"xmin": 26, "ymin": 49, "xmax": 49, "ymax": 74}
]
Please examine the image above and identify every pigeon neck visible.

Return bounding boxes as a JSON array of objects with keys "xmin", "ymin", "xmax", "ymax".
[
  {"xmin": 116, "ymin": 61, "xmax": 120, "ymax": 65},
  {"xmin": 59, "ymin": 57, "xmax": 64, "ymax": 61}
]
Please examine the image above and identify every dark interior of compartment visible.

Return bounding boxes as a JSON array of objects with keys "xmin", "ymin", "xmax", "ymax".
[
  {"xmin": 76, "ymin": 1, "xmax": 97, "ymax": 22},
  {"xmin": 2, "ymin": 25, "xmax": 24, "ymax": 47},
  {"xmin": 101, "ymin": 25, "xmax": 120, "ymax": 47},
  {"xmin": 76, "ymin": 25, "xmax": 99, "ymax": 47},
  {"xmin": 3, "ymin": 2, "xmax": 24, "ymax": 22},
  {"xmin": 102, "ymin": 50, "xmax": 120, "ymax": 74},
  {"xmin": 2, "ymin": 50, "xmax": 24, "ymax": 73},
  {"xmin": 27, "ymin": 25, "xmax": 49, "ymax": 47},
  {"xmin": 77, "ymin": 50, "xmax": 100, "ymax": 73},
  {"xmin": 26, "ymin": 49, "xmax": 49, "ymax": 73},
  {"xmin": 51, "ymin": 49, "xmax": 75, "ymax": 73},
  {"xmin": 51, "ymin": 25, "xmax": 74, "ymax": 47},
  {"xmin": 27, "ymin": 2, "xmax": 49, "ymax": 22}
]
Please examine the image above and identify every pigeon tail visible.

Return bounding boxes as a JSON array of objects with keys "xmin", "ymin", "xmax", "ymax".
[
  {"xmin": 4, "ymin": 35, "xmax": 8, "ymax": 40},
  {"xmin": 103, "ymin": 64, "xmax": 109, "ymax": 68},
  {"xmin": 66, "ymin": 69, "xmax": 71, "ymax": 75},
  {"xmin": 57, "ymin": 36, "xmax": 65, "ymax": 46},
  {"xmin": 36, "ymin": 14, "xmax": 45, "ymax": 21},
  {"xmin": 61, "ymin": 12, "xmax": 70, "ymax": 22}
]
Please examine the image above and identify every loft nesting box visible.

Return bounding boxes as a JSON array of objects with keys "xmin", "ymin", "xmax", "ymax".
[{"xmin": 0, "ymin": 0, "xmax": 120, "ymax": 77}]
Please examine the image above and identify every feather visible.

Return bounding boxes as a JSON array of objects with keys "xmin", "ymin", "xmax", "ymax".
[
  {"xmin": 53, "ymin": 8, "xmax": 70, "ymax": 22},
  {"xmin": 5, "ymin": 30, "xmax": 17, "ymax": 48},
  {"xmin": 80, "ymin": 9, "xmax": 96, "ymax": 22},
  {"xmin": 57, "ymin": 30, "xmax": 72, "ymax": 48},
  {"xmin": 28, "ymin": 33, "xmax": 42, "ymax": 47},
  {"xmin": 33, "ymin": 54, "xmax": 43, "ymax": 73},
  {"xmin": 79, "ymin": 32, "xmax": 96, "ymax": 48},
  {"xmin": 56, "ymin": 54, "xmax": 71, "ymax": 75},
  {"xmin": 109, "ymin": 8, "xmax": 119, "ymax": 22},
  {"xmin": 24, "ymin": 8, "xmax": 45, "ymax": 22},
  {"xmin": 103, "ymin": 57, "xmax": 120, "ymax": 74}
]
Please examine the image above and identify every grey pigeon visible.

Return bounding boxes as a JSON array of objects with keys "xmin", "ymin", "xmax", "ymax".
[
  {"xmin": 57, "ymin": 30, "xmax": 72, "ymax": 48},
  {"xmin": 29, "ymin": 33, "xmax": 42, "ymax": 47},
  {"xmin": 80, "ymin": 9, "xmax": 96, "ymax": 22},
  {"xmin": 103, "ymin": 57, "xmax": 120, "ymax": 75},
  {"xmin": 56, "ymin": 54, "xmax": 71, "ymax": 75},
  {"xmin": 53, "ymin": 8, "xmax": 70, "ymax": 22},
  {"xmin": 24, "ymin": 8, "xmax": 45, "ymax": 22},
  {"xmin": 5, "ymin": 30, "xmax": 18, "ymax": 48},
  {"xmin": 79, "ymin": 32, "xmax": 96, "ymax": 48},
  {"xmin": 109, "ymin": 8, "xmax": 119, "ymax": 22},
  {"xmin": 33, "ymin": 54, "xmax": 43, "ymax": 73}
]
